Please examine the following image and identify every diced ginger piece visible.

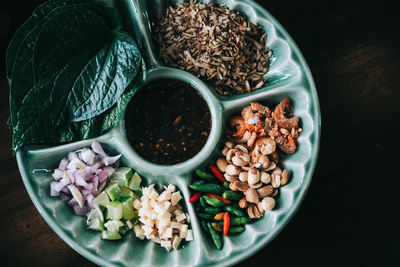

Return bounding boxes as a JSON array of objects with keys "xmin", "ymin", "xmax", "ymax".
[
  {"xmin": 158, "ymin": 223, "xmax": 166, "ymax": 232},
  {"xmin": 167, "ymin": 184, "xmax": 176, "ymax": 192},
  {"xmin": 139, "ymin": 217, "xmax": 154, "ymax": 226},
  {"xmin": 161, "ymin": 227, "xmax": 173, "ymax": 240},
  {"xmin": 151, "ymin": 212, "xmax": 158, "ymax": 220},
  {"xmin": 134, "ymin": 225, "xmax": 145, "ymax": 240},
  {"xmin": 142, "ymin": 225, "xmax": 154, "ymax": 236},
  {"xmin": 159, "ymin": 210, "xmax": 172, "ymax": 220},
  {"xmin": 150, "ymin": 190, "xmax": 159, "ymax": 200},
  {"xmin": 157, "ymin": 190, "xmax": 172, "ymax": 202},
  {"xmin": 133, "ymin": 199, "xmax": 142, "ymax": 209},
  {"xmin": 186, "ymin": 213, "xmax": 191, "ymax": 223},
  {"xmin": 167, "ymin": 204, "xmax": 177, "ymax": 213},
  {"xmin": 161, "ymin": 240, "xmax": 172, "ymax": 251},
  {"xmin": 170, "ymin": 221, "xmax": 181, "ymax": 229},
  {"xmin": 149, "ymin": 199, "xmax": 158, "ymax": 208},
  {"xmin": 142, "ymin": 187, "xmax": 150, "ymax": 197},
  {"xmin": 176, "ymin": 212, "xmax": 186, "ymax": 222},
  {"xmin": 162, "ymin": 201, "xmax": 171, "ymax": 212},
  {"xmin": 159, "ymin": 215, "xmax": 171, "ymax": 227},
  {"xmin": 157, "ymin": 211, "xmax": 172, "ymax": 219},
  {"xmin": 174, "ymin": 209, "xmax": 183, "ymax": 216},
  {"xmin": 179, "ymin": 224, "xmax": 188, "ymax": 239},
  {"xmin": 172, "ymin": 235, "xmax": 182, "ymax": 250},
  {"xmin": 171, "ymin": 191, "xmax": 182, "ymax": 206},
  {"xmin": 185, "ymin": 230, "xmax": 193, "ymax": 241},
  {"xmin": 153, "ymin": 203, "xmax": 164, "ymax": 214}
]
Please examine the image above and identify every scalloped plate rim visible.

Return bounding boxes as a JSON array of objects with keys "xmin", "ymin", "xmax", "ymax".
[{"xmin": 15, "ymin": 0, "xmax": 321, "ymax": 266}]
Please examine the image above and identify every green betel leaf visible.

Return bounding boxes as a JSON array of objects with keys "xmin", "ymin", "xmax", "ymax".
[
  {"xmin": 70, "ymin": 60, "xmax": 146, "ymax": 140},
  {"xmin": 6, "ymin": 0, "xmax": 90, "ymax": 79},
  {"xmin": 9, "ymin": 3, "xmax": 142, "ymax": 152},
  {"xmin": 34, "ymin": 31, "xmax": 141, "ymax": 122},
  {"xmin": 10, "ymin": 6, "xmax": 110, "ymax": 150},
  {"xmin": 10, "ymin": 6, "xmax": 111, "ymax": 127}
]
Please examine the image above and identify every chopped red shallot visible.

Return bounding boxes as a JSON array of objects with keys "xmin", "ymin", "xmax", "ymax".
[{"xmin": 50, "ymin": 141, "xmax": 120, "ymax": 215}]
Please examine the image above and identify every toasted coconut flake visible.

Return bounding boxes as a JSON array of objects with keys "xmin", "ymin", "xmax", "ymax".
[{"xmin": 154, "ymin": 0, "xmax": 272, "ymax": 95}]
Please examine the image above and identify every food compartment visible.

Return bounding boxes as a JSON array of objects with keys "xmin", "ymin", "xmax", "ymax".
[
  {"xmin": 18, "ymin": 135, "xmax": 203, "ymax": 265},
  {"xmin": 183, "ymin": 85, "xmax": 314, "ymax": 258},
  {"xmin": 146, "ymin": 0, "xmax": 302, "ymax": 99}
]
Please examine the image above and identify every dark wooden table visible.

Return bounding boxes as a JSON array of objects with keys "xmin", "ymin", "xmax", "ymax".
[{"xmin": 1, "ymin": 0, "xmax": 399, "ymax": 266}]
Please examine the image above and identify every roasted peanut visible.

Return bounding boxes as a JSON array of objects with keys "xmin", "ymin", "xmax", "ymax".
[
  {"xmin": 271, "ymin": 173, "xmax": 281, "ymax": 188},
  {"xmin": 258, "ymin": 155, "xmax": 269, "ymax": 169},
  {"xmin": 257, "ymin": 202, "xmax": 265, "ymax": 216},
  {"xmin": 216, "ymin": 158, "xmax": 228, "ymax": 172},
  {"xmin": 281, "ymin": 169, "xmax": 290, "ymax": 185},
  {"xmin": 239, "ymin": 172, "xmax": 248, "ymax": 182},
  {"xmin": 261, "ymin": 197, "xmax": 275, "ymax": 211},
  {"xmin": 245, "ymin": 188, "xmax": 259, "ymax": 203},
  {"xmin": 271, "ymin": 166, "xmax": 282, "ymax": 175},
  {"xmin": 257, "ymin": 185, "xmax": 274, "ymax": 198},
  {"xmin": 260, "ymin": 171, "xmax": 271, "ymax": 184},
  {"xmin": 247, "ymin": 204, "xmax": 261, "ymax": 218},
  {"xmin": 229, "ymin": 181, "xmax": 249, "ymax": 192},
  {"xmin": 238, "ymin": 197, "xmax": 248, "ymax": 209},
  {"xmin": 247, "ymin": 167, "xmax": 260, "ymax": 185},
  {"xmin": 237, "ymin": 151, "xmax": 250, "ymax": 162},
  {"xmin": 226, "ymin": 164, "xmax": 242, "ymax": 176},
  {"xmin": 226, "ymin": 149, "xmax": 238, "ymax": 164},
  {"xmin": 232, "ymin": 154, "xmax": 248, "ymax": 167},
  {"xmin": 265, "ymin": 161, "xmax": 276, "ymax": 171},
  {"xmin": 224, "ymin": 172, "xmax": 239, "ymax": 183},
  {"xmin": 234, "ymin": 144, "xmax": 249, "ymax": 153},
  {"xmin": 249, "ymin": 181, "xmax": 262, "ymax": 189}
]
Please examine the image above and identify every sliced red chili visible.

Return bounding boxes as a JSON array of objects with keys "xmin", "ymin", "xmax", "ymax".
[
  {"xmin": 209, "ymin": 165, "xmax": 226, "ymax": 183},
  {"xmin": 223, "ymin": 212, "xmax": 230, "ymax": 236},
  {"xmin": 189, "ymin": 192, "xmax": 202, "ymax": 203},
  {"xmin": 206, "ymin": 193, "xmax": 231, "ymax": 204}
]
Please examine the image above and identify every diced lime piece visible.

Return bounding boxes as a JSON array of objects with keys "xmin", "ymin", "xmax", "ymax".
[
  {"xmin": 106, "ymin": 201, "xmax": 123, "ymax": 220},
  {"xmin": 120, "ymin": 186, "xmax": 134, "ymax": 198},
  {"xmin": 86, "ymin": 207, "xmax": 104, "ymax": 224},
  {"xmin": 101, "ymin": 230, "xmax": 122, "ymax": 240},
  {"xmin": 105, "ymin": 183, "xmax": 121, "ymax": 201},
  {"xmin": 128, "ymin": 172, "xmax": 142, "ymax": 191},
  {"xmin": 87, "ymin": 218, "xmax": 104, "ymax": 231},
  {"xmin": 121, "ymin": 196, "xmax": 134, "ymax": 220},
  {"xmin": 104, "ymin": 219, "xmax": 124, "ymax": 232},
  {"xmin": 104, "ymin": 209, "xmax": 110, "ymax": 220},
  {"xmin": 110, "ymin": 167, "xmax": 133, "ymax": 186},
  {"xmin": 94, "ymin": 191, "xmax": 110, "ymax": 207}
]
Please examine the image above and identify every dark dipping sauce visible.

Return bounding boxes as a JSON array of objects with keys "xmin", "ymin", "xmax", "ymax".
[{"xmin": 125, "ymin": 79, "xmax": 211, "ymax": 165}]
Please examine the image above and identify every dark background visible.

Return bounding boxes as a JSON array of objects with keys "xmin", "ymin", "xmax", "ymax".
[{"xmin": 1, "ymin": 0, "xmax": 399, "ymax": 266}]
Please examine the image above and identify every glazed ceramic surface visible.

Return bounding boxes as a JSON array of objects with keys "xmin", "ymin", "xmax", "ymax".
[{"xmin": 16, "ymin": 0, "xmax": 321, "ymax": 266}]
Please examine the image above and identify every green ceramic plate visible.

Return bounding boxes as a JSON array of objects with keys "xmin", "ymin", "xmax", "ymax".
[{"xmin": 16, "ymin": 0, "xmax": 321, "ymax": 266}]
